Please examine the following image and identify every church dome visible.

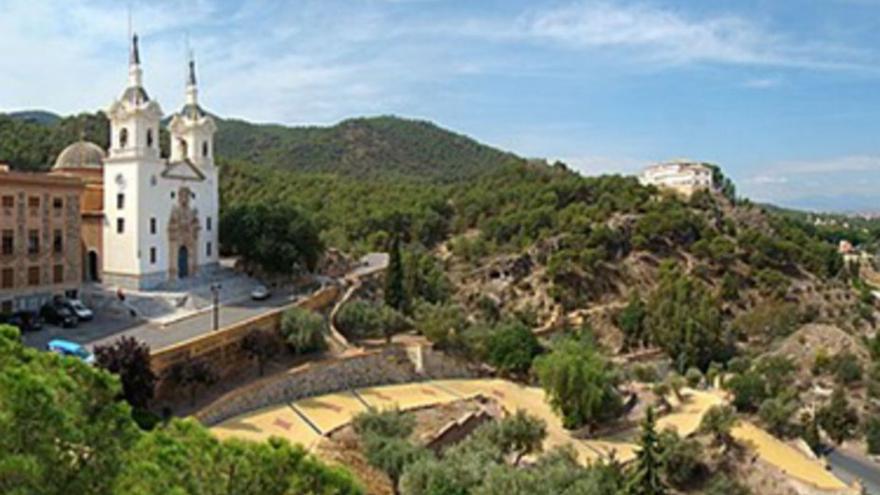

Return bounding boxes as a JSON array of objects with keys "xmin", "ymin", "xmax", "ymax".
[{"xmin": 54, "ymin": 141, "xmax": 106, "ymax": 170}]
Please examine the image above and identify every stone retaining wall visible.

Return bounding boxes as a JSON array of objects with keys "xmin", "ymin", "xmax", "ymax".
[
  {"xmin": 151, "ymin": 285, "xmax": 340, "ymax": 401},
  {"xmin": 195, "ymin": 346, "xmax": 420, "ymax": 425},
  {"xmin": 195, "ymin": 344, "xmax": 481, "ymax": 426}
]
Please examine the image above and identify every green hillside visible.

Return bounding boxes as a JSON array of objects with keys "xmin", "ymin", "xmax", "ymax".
[
  {"xmin": 0, "ymin": 112, "xmax": 109, "ymax": 171},
  {"xmin": 0, "ymin": 111, "xmax": 523, "ymax": 182},
  {"xmin": 214, "ymin": 115, "xmax": 524, "ymax": 182}
]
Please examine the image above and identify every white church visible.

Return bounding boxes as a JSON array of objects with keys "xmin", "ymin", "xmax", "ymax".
[{"xmin": 101, "ymin": 34, "xmax": 219, "ymax": 289}]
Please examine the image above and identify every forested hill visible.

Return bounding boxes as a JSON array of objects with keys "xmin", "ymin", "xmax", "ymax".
[
  {"xmin": 215, "ymin": 116, "xmax": 525, "ymax": 182},
  {"xmin": 0, "ymin": 111, "xmax": 523, "ymax": 182}
]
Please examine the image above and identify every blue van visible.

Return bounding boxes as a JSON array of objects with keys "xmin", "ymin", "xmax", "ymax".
[{"xmin": 47, "ymin": 339, "xmax": 95, "ymax": 364}]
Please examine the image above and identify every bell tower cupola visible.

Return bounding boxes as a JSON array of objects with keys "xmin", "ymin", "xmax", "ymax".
[
  {"xmin": 169, "ymin": 53, "xmax": 217, "ymax": 168},
  {"xmin": 106, "ymin": 34, "xmax": 163, "ymax": 162}
]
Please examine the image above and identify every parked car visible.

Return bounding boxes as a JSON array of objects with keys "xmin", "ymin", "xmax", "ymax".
[
  {"xmin": 40, "ymin": 302, "xmax": 79, "ymax": 328},
  {"xmin": 47, "ymin": 339, "xmax": 94, "ymax": 364},
  {"xmin": 59, "ymin": 298, "xmax": 94, "ymax": 321},
  {"xmin": 251, "ymin": 285, "xmax": 271, "ymax": 301},
  {"xmin": 0, "ymin": 310, "xmax": 43, "ymax": 332}
]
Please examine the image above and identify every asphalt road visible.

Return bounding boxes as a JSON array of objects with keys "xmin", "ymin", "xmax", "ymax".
[
  {"xmin": 828, "ymin": 449, "xmax": 880, "ymax": 494},
  {"xmin": 22, "ymin": 252, "xmax": 388, "ymax": 353},
  {"xmin": 87, "ymin": 288, "xmax": 301, "ymax": 351}
]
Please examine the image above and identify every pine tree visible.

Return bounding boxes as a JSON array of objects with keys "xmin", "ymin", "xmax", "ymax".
[
  {"xmin": 385, "ymin": 237, "xmax": 408, "ymax": 314},
  {"xmin": 626, "ymin": 407, "xmax": 666, "ymax": 495}
]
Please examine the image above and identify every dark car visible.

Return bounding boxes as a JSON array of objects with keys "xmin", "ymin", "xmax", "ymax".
[
  {"xmin": 40, "ymin": 303, "xmax": 79, "ymax": 328},
  {"xmin": 57, "ymin": 297, "xmax": 94, "ymax": 321},
  {"xmin": 0, "ymin": 310, "xmax": 43, "ymax": 332}
]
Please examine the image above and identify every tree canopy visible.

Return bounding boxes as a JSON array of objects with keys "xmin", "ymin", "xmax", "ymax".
[
  {"xmin": 533, "ymin": 336, "xmax": 623, "ymax": 430},
  {"xmin": 0, "ymin": 325, "xmax": 362, "ymax": 495}
]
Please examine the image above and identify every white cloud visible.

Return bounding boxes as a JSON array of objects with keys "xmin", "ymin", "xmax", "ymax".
[
  {"xmin": 743, "ymin": 76, "xmax": 783, "ymax": 88},
  {"xmin": 741, "ymin": 155, "xmax": 880, "ymax": 211},
  {"xmin": 774, "ymin": 155, "xmax": 880, "ymax": 174},
  {"xmin": 746, "ymin": 174, "xmax": 789, "ymax": 185},
  {"xmin": 516, "ymin": 1, "xmax": 874, "ymax": 71}
]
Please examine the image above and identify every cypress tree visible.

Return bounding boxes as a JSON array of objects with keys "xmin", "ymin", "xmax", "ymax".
[
  {"xmin": 627, "ymin": 407, "xmax": 666, "ymax": 495},
  {"xmin": 385, "ymin": 237, "xmax": 408, "ymax": 314}
]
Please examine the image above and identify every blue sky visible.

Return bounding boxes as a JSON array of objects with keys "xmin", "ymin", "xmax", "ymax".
[{"xmin": 1, "ymin": 0, "xmax": 878, "ymax": 212}]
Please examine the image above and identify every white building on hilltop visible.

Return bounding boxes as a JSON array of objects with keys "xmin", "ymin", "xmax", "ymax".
[
  {"xmin": 639, "ymin": 159, "xmax": 715, "ymax": 197},
  {"xmin": 102, "ymin": 34, "xmax": 219, "ymax": 290}
]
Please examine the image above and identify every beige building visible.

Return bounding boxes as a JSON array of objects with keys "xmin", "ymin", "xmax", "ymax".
[
  {"xmin": 639, "ymin": 160, "xmax": 716, "ymax": 197},
  {"xmin": 0, "ymin": 165, "xmax": 85, "ymax": 313},
  {"xmin": 51, "ymin": 141, "xmax": 106, "ymax": 283}
]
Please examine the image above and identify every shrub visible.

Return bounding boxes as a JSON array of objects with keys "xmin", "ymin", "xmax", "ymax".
[
  {"xmin": 533, "ymin": 337, "xmax": 622, "ymax": 430},
  {"xmin": 817, "ymin": 388, "xmax": 859, "ymax": 444},
  {"xmin": 280, "ymin": 307, "xmax": 327, "ymax": 355},
  {"xmin": 832, "ymin": 353, "xmax": 863, "ymax": 385},
  {"xmin": 705, "ymin": 474, "xmax": 751, "ymax": 495},
  {"xmin": 486, "ymin": 320, "xmax": 542, "ymax": 375},
  {"xmin": 632, "ymin": 364, "xmax": 659, "ymax": 383},
  {"xmin": 336, "ymin": 300, "xmax": 409, "ymax": 343},
  {"xmin": 94, "ymin": 336, "xmax": 156, "ymax": 410},
  {"xmin": 353, "ymin": 408, "xmax": 415, "ymax": 439},
  {"xmin": 867, "ymin": 417, "xmax": 880, "ymax": 455},
  {"xmin": 727, "ymin": 371, "xmax": 766, "ymax": 412},
  {"xmin": 659, "ymin": 430, "xmax": 705, "ymax": 489},
  {"xmin": 758, "ymin": 396, "xmax": 799, "ymax": 438},
  {"xmin": 685, "ymin": 367, "xmax": 703, "ymax": 388},
  {"xmin": 164, "ymin": 359, "xmax": 217, "ymax": 406}
]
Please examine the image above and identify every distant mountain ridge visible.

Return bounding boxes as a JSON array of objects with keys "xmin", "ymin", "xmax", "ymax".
[
  {"xmin": 8, "ymin": 110, "xmax": 62, "ymax": 126},
  {"xmin": 0, "ymin": 110, "xmax": 523, "ymax": 182},
  {"xmin": 214, "ymin": 115, "xmax": 524, "ymax": 182}
]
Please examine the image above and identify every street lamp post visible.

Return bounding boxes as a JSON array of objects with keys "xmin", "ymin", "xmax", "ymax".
[{"xmin": 210, "ymin": 283, "xmax": 222, "ymax": 331}]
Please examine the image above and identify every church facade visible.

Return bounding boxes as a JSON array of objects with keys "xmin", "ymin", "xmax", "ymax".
[{"xmin": 100, "ymin": 34, "xmax": 219, "ymax": 290}]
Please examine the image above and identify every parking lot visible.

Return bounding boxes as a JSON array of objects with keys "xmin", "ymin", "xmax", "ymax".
[{"xmin": 21, "ymin": 287, "xmax": 300, "ymax": 353}]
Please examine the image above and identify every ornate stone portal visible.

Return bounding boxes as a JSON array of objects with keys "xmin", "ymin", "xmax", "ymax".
[{"xmin": 167, "ymin": 187, "xmax": 200, "ymax": 280}]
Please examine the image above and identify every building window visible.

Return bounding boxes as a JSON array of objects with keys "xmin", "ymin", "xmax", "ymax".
[
  {"xmin": 150, "ymin": 217, "xmax": 157, "ymax": 234},
  {"xmin": 1, "ymin": 268, "xmax": 13, "ymax": 289},
  {"xmin": 206, "ymin": 241, "xmax": 212, "ymax": 257},
  {"xmin": 117, "ymin": 193, "xmax": 124, "ymax": 209},
  {"xmin": 120, "ymin": 128, "xmax": 129, "ymax": 148},
  {"xmin": 202, "ymin": 141, "xmax": 209, "ymax": 157},
  {"xmin": 150, "ymin": 247, "xmax": 156, "ymax": 264},
  {"xmin": 1, "ymin": 230, "xmax": 13, "ymax": 256},
  {"xmin": 27, "ymin": 266, "xmax": 40, "ymax": 286},
  {"xmin": 147, "ymin": 128, "xmax": 154, "ymax": 148},
  {"xmin": 27, "ymin": 229, "xmax": 39, "ymax": 255},
  {"xmin": 53, "ymin": 265, "xmax": 64, "ymax": 284},
  {"xmin": 28, "ymin": 196, "xmax": 40, "ymax": 209},
  {"xmin": 206, "ymin": 216, "xmax": 212, "ymax": 231},
  {"xmin": 1, "ymin": 195, "xmax": 13, "ymax": 209},
  {"xmin": 117, "ymin": 218, "xmax": 125, "ymax": 234},
  {"xmin": 52, "ymin": 197, "xmax": 63, "ymax": 210},
  {"xmin": 53, "ymin": 230, "xmax": 63, "ymax": 254},
  {"xmin": 0, "ymin": 300, "xmax": 11, "ymax": 313}
]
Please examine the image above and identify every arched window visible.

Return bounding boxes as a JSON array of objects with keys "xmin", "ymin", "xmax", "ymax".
[
  {"xmin": 202, "ymin": 141, "xmax": 209, "ymax": 157},
  {"xmin": 179, "ymin": 138, "xmax": 188, "ymax": 158},
  {"xmin": 146, "ymin": 129, "xmax": 154, "ymax": 148},
  {"xmin": 119, "ymin": 128, "xmax": 129, "ymax": 149}
]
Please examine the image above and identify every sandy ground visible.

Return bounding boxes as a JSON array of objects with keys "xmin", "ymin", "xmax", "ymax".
[
  {"xmin": 733, "ymin": 422, "xmax": 848, "ymax": 491},
  {"xmin": 210, "ymin": 379, "xmax": 847, "ymax": 491}
]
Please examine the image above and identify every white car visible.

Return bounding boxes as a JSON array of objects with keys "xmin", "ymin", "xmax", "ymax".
[
  {"xmin": 62, "ymin": 298, "xmax": 94, "ymax": 321},
  {"xmin": 250, "ymin": 285, "xmax": 271, "ymax": 301}
]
